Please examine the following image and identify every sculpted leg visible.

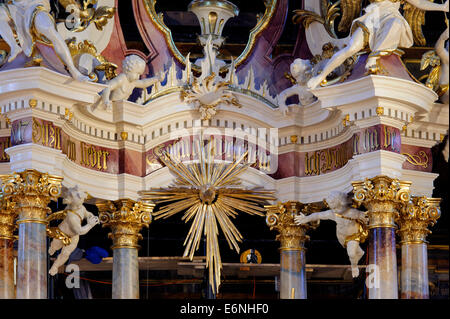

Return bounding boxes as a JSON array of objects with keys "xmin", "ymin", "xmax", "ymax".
[
  {"xmin": 307, "ymin": 28, "xmax": 365, "ymax": 89},
  {"xmin": 33, "ymin": 11, "xmax": 89, "ymax": 82},
  {"xmin": 0, "ymin": 9, "xmax": 22, "ymax": 62},
  {"xmin": 346, "ymin": 240, "xmax": 364, "ymax": 277},
  {"xmin": 49, "ymin": 235, "xmax": 79, "ymax": 276},
  {"xmin": 48, "ymin": 238, "xmax": 64, "ymax": 256}
]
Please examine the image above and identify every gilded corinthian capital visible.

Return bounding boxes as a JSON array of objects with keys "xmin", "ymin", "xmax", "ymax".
[
  {"xmin": 265, "ymin": 201, "xmax": 320, "ymax": 250},
  {"xmin": 397, "ymin": 196, "xmax": 441, "ymax": 244},
  {"xmin": 0, "ymin": 195, "xmax": 16, "ymax": 240},
  {"xmin": 0, "ymin": 170, "xmax": 63, "ymax": 223},
  {"xmin": 97, "ymin": 199, "xmax": 154, "ymax": 249},
  {"xmin": 352, "ymin": 176, "xmax": 412, "ymax": 229}
]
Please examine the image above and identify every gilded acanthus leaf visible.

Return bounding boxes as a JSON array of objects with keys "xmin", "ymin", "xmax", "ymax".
[
  {"xmin": 403, "ymin": 2, "xmax": 427, "ymax": 46},
  {"xmin": 420, "ymin": 50, "xmax": 441, "ymax": 91},
  {"xmin": 293, "ymin": 1, "xmax": 341, "ymax": 38},
  {"xmin": 58, "ymin": 0, "xmax": 116, "ymax": 32},
  {"xmin": 337, "ymin": 0, "xmax": 361, "ymax": 33}
]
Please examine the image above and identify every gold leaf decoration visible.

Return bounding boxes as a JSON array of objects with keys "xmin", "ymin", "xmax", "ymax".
[
  {"xmin": 338, "ymin": 0, "xmax": 362, "ymax": 33},
  {"xmin": 293, "ymin": 1, "xmax": 341, "ymax": 39},
  {"xmin": 139, "ymin": 140, "xmax": 275, "ymax": 294},
  {"xmin": 58, "ymin": 0, "xmax": 116, "ymax": 33},
  {"xmin": 402, "ymin": 151, "xmax": 429, "ymax": 169},
  {"xmin": 403, "ymin": 2, "xmax": 427, "ymax": 46}
]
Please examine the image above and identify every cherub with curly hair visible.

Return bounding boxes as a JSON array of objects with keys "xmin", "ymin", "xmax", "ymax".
[
  {"xmin": 294, "ymin": 191, "xmax": 369, "ymax": 277},
  {"xmin": 100, "ymin": 55, "xmax": 166, "ymax": 109},
  {"xmin": 48, "ymin": 185, "xmax": 99, "ymax": 276},
  {"xmin": 278, "ymin": 58, "xmax": 316, "ymax": 115}
]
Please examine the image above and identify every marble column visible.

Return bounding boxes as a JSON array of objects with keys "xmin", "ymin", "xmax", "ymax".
[
  {"xmin": 352, "ymin": 176, "xmax": 411, "ymax": 299},
  {"xmin": 112, "ymin": 248, "xmax": 139, "ymax": 299},
  {"xmin": 280, "ymin": 247, "xmax": 306, "ymax": 299},
  {"xmin": 0, "ymin": 170, "xmax": 63, "ymax": 299},
  {"xmin": 97, "ymin": 199, "xmax": 154, "ymax": 299},
  {"xmin": 397, "ymin": 197, "xmax": 441, "ymax": 299},
  {"xmin": 0, "ymin": 195, "xmax": 17, "ymax": 299},
  {"xmin": 265, "ymin": 202, "xmax": 318, "ymax": 299}
]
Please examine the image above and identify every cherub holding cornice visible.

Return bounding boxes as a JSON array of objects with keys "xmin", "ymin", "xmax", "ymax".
[
  {"xmin": 294, "ymin": 191, "xmax": 368, "ymax": 277},
  {"xmin": 48, "ymin": 185, "xmax": 99, "ymax": 276}
]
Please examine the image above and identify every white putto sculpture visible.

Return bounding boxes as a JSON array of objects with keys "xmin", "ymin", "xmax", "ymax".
[
  {"xmin": 100, "ymin": 55, "xmax": 165, "ymax": 109},
  {"xmin": 294, "ymin": 191, "xmax": 368, "ymax": 277},
  {"xmin": 436, "ymin": 27, "xmax": 449, "ymax": 104},
  {"xmin": 0, "ymin": 0, "xmax": 89, "ymax": 81},
  {"xmin": 307, "ymin": 0, "xmax": 449, "ymax": 89},
  {"xmin": 443, "ymin": 136, "xmax": 449, "ymax": 162},
  {"xmin": 278, "ymin": 58, "xmax": 316, "ymax": 115},
  {"xmin": 48, "ymin": 185, "xmax": 99, "ymax": 276}
]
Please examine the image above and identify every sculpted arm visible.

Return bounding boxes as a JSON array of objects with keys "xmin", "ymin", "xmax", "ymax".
[
  {"xmin": 134, "ymin": 71, "xmax": 166, "ymax": 89},
  {"xmin": 278, "ymin": 86, "xmax": 299, "ymax": 115},
  {"xmin": 134, "ymin": 77, "xmax": 159, "ymax": 89},
  {"xmin": 78, "ymin": 221, "xmax": 97, "ymax": 235},
  {"xmin": 68, "ymin": 208, "xmax": 99, "ymax": 235},
  {"xmin": 344, "ymin": 208, "xmax": 369, "ymax": 222},
  {"xmin": 405, "ymin": 0, "xmax": 448, "ymax": 11},
  {"xmin": 436, "ymin": 27, "xmax": 449, "ymax": 65},
  {"xmin": 294, "ymin": 209, "xmax": 336, "ymax": 225}
]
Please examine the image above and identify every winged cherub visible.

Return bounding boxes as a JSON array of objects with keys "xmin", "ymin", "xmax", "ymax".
[
  {"xmin": 0, "ymin": 0, "xmax": 89, "ymax": 81},
  {"xmin": 436, "ymin": 27, "xmax": 449, "ymax": 104},
  {"xmin": 294, "ymin": 191, "xmax": 368, "ymax": 277},
  {"xmin": 306, "ymin": 0, "xmax": 449, "ymax": 89},
  {"xmin": 100, "ymin": 55, "xmax": 165, "ymax": 109},
  {"xmin": 48, "ymin": 185, "xmax": 99, "ymax": 276}
]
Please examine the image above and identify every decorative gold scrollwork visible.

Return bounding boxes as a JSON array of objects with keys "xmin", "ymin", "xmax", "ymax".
[
  {"xmin": 265, "ymin": 201, "xmax": 320, "ymax": 250},
  {"xmin": 293, "ymin": 0, "xmax": 341, "ymax": 38},
  {"xmin": 58, "ymin": 0, "xmax": 116, "ymax": 33},
  {"xmin": 142, "ymin": 0, "xmax": 278, "ymax": 71},
  {"xmin": 402, "ymin": 151, "xmax": 429, "ymax": 168},
  {"xmin": 397, "ymin": 196, "xmax": 441, "ymax": 244}
]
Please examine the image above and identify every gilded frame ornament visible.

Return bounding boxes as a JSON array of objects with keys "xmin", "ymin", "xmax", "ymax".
[{"xmin": 142, "ymin": 0, "xmax": 278, "ymax": 72}]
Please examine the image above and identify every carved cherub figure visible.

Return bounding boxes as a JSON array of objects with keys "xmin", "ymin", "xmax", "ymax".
[
  {"xmin": 100, "ymin": 55, "xmax": 165, "ymax": 109},
  {"xmin": 0, "ymin": 0, "xmax": 89, "ymax": 81},
  {"xmin": 436, "ymin": 27, "xmax": 449, "ymax": 104},
  {"xmin": 279, "ymin": 58, "xmax": 316, "ymax": 115},
  {"xmin": 294, "ymin": 191, "xmax": 368, "ymax": 277},
  {"xmin": 48, "ymin": 185, "xmax": 99, "ymax": 276},
  {"xmin": 443, "ymin": 134, "xmax": 449, "ymax": 162},
  {"xmin": 307, "ymin": 0, "xmax": 449, "ymax": 89}
]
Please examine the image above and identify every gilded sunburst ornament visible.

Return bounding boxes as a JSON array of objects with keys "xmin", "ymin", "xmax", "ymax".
[{"xmin": 139, "ymin": 141, "xmax": 275, "ymax": 294}]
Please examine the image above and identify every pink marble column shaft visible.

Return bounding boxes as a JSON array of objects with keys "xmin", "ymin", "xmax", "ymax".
[
  {"xmin": 0, "ymin": 239, "xmax": 15, "ymax": 298},
  {"xmin": 401, "ymin": 243, "xmax": 429, "ymax": 299},
  {"xmin": 280, "ymin": 249, "xmax": 306, "ymax": 299},
  {"xmin": 368, "ymin": 227, "xmax": 398, "ymax": 299},
  {"xmin": 16, "ymin": 222, "xmax": 47, "ymax": 299}
]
